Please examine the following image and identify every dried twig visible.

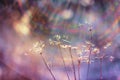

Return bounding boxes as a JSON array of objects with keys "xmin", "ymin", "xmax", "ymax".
[
  {"xmin": 78, "ymin": 59, "xmax": 81, "ymax": 80},
  {"xmin": 86, "ymin": 27, "xmax": 93, "ymax": 80},
  {"xmin": 100, "ymin": 56, "xmax": 103, "ymax": 80},
  {"xmin": 69, "ymin": 47, "xmax": 76, "ymax": 80},
  {"xmin": 58, "ymin": 45, "xmax": 70, "ymax": 80},
  {"xmin": 40, "ymin": 53, "xmax": 56, "ymax": 80}
]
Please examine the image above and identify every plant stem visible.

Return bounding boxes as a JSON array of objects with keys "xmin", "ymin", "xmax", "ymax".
[
  {"xmin": 40, "ymin": 53, "xmax": 56, "ymax": 80},
  {"xmin": 58, "ymin": 45, "xmax": 70, "ymax": 80},
  {"xmin": 78, "ymin": 60, "xmax": 81, "ymax": 80},
  {"xmin": 100, "ymin": 57, "xmax": 103, "ymax": 80},
  {"xmin": 86, "ymin": 27, "xmax": 93, "ymax": 80},
  {"xmin": 86, "ymin": 47, "xmax": 92, "ymax": 80},
  {"xmin": 69, "ymin": 47, "xmax": 76, "ymax": 80}
]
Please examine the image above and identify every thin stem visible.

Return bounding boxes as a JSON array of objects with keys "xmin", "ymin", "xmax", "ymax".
[
  {"xmin": 86, "ymin": 47, "xmax": 92, "ymax": 80},
  {"xmin": 40, "ymin": 53, "xmax": 56, "ymax": 80},
  {"xmin": 100, "ymin": 57, "xmax": 103, "ymax": 80},
  {"xmin": 86, "ymin": 28, "xmax": 93, "ymax": 80},
  {"xmin": 69, "ymin": 47, "xmax": 76, "ymax": 80},
  {"xmin": 78, "ymin": 60, "xmax": 81, "ymax": 80},
  {"xmin": 58, "ymin": 45, "xmax": 70, "ymax": 80}
]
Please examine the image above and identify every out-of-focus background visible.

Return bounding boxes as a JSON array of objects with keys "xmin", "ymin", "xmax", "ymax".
[{"xmin": 0, "ymin": 0, "xmax": 120, "ymax": 80}]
